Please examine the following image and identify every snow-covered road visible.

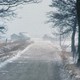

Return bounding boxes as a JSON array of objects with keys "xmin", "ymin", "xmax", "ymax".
[{"xmin": 0, "ymin": 39, "xmax": 74, "ymax": 80}]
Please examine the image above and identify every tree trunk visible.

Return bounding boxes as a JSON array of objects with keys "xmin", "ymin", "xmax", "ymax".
[
  {"xmin": 76, "ymin": 0, "xmax": 80, "ymax": 65},
  {"xmin": 71, "ymin": 19, "xmax": 77, "ymax": 58},
  {"xmin": 60, "ymin": 34, "xmax": 62, "ymax": 47}
]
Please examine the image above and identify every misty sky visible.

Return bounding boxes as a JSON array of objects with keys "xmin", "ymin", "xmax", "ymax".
[{"xmin": 6, "ymin": 0, "xmax": 52, "ymax": 38}]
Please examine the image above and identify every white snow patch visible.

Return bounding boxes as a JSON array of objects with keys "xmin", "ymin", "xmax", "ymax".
[{"xmin": 0, "ymin": 43, "xmax": 33, "ymax": 68}]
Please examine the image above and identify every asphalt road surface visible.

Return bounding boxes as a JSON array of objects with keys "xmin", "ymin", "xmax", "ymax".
[{"xmin": 0, "ymin": 40, "xmax": 73, "ymax": 80}]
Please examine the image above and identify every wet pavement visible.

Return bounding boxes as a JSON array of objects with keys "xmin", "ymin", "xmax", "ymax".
[{"xmin": 0, "ymin": 41, "xmax": 73, "ymax": 80}]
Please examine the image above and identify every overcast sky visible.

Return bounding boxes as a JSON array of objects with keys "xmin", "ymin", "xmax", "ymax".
[{"xmin": 6, "ymin": 0, "xmax": 52, "ymax": 38}]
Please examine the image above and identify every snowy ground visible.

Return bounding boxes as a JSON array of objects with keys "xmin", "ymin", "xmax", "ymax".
[
  {"xmin": 0, "ymin": 38, "xmax": 75, "ymax": 80},
  {"xmin": 60, "ymin": 50, "xmax": 80, "ymax": 80},
  {"xmin": 0, "ymin": 40, "xmax": 32, "ymax": 63}
]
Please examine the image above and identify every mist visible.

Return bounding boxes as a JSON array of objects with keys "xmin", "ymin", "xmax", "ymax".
[{"xmin": 6, "ymin": 0, "xmax": 52, "ymax": 38}]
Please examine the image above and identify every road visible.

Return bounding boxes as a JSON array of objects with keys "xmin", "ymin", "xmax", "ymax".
[{"xmin": 0, "ymin": 40, "xmax": 73, "ymax": 80}]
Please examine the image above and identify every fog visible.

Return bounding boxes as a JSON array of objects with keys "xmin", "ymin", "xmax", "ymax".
[{"xmin": 6, "ymin": 0, "xmax": 52, "ymax": 38}]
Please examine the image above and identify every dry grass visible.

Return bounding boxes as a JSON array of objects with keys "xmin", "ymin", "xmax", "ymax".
[
  {"xmin": 0, "ymin": 40, "xmax": 32, "ymax": 62},
  {"xmin": 60, "ymin": 50, "xmax": 80, "ymax": 79}
]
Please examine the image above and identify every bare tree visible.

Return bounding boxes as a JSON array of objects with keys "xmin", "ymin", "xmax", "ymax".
[
  {"xmin": 0, "ymin": 0, "xmax": 40, "ymax": 33},
  {"xmin": 76, "ymin": 0, "xmax": 80, "ymax": 65},
  {"xmin": 48, "ymin": 0, "xmax": 77, "ymax": 58}
]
